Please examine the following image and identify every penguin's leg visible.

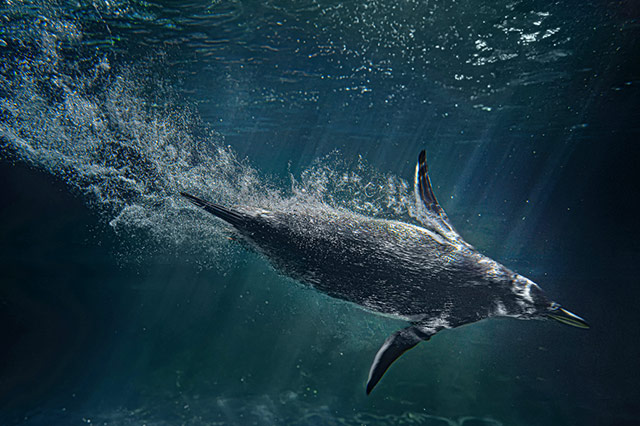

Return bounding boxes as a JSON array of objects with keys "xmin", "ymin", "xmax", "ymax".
[{"xmin": 366, "ymin": 322, "xmax": 444, "ymax": 395}]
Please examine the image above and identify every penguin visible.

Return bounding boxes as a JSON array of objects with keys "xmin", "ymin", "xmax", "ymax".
[{"xmin": 180, "ymin": 150, "xmax": 589, "ymax": 394}]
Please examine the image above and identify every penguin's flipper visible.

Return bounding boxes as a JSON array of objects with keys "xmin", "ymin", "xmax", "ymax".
[
  {"xmin": 366, "ymin": 325, "xmax": 435, "ymax": 395},
  {"xmin": 414, "ymin": 150, "xmax": 456, "ymax": 237}
]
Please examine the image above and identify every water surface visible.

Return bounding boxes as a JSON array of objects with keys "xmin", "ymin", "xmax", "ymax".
[{"xmin": 1, "ymin": 1, "xmax": 638, "ymax": 425}]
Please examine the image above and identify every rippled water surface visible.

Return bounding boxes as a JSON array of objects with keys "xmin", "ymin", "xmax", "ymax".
[{"xmin": 1, "ymin": 1, "xmax": 638, "ymax": 425}]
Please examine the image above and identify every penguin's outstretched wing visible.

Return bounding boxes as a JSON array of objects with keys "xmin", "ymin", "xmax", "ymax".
[
  {"xmin": 414, "ymin": 150, "xmax": 461, "ymax": 242},
  {"xmin": 366, "ymin": 321, "xmax": 445, "ymax": 394}
]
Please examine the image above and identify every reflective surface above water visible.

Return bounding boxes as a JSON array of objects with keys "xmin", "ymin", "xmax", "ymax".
[{"xmin": 0, "ymin": 1, "xmax": 638, "ymax": 425}]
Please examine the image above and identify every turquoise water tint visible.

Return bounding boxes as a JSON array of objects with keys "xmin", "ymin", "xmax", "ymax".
[{"xmin": 1, "ymin": 1, "xmax": 638, "ymax": 425}]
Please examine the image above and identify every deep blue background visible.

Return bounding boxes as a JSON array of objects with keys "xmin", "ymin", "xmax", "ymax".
[{"xmin": 1, "ymin": 0, "xmax": 639, "ymax": 424}]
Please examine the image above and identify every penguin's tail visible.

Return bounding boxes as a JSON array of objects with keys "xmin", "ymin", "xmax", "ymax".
[{"xmin": 180, "ymin": 191, "xmax": 246, "ymax": 227}]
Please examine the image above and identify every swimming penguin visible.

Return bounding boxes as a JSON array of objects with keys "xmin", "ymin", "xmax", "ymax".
[{"xmin": 180, "ymin": 150, "xmax": 589, "ymax": 394}]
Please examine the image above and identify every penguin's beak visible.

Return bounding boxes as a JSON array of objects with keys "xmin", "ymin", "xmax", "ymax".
[{"xmin": 547, "ymin": 305, "xmax": 590, "ymax": 329}]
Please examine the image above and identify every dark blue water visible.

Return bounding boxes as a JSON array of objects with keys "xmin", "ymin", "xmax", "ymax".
[{"xmin": 1, "ymin": 1, "xmax": 638, "ymax": 425}]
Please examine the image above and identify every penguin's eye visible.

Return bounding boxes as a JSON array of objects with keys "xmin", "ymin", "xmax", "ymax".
[{"xmin": 549, "ymin": 302, "xmax": 561, "ymax": 311}]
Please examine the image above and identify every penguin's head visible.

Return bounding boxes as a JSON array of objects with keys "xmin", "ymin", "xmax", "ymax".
[
  {"xmin": 510, "ymin": 274, "xmax": 551, "ymax": 315},
  {"xmin": 511, "ymin": 274, "xmax": 589, "ymax": 329}
]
